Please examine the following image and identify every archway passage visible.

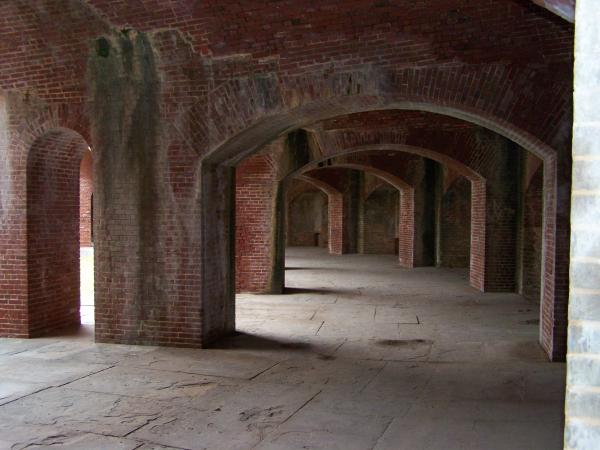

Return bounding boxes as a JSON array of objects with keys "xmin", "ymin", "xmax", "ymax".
[
  {"xmin": 228, "ymin": 115, "xmax": 550, "ymax": 362},
  {"xmin": 82, "ymin": 27, "xmax": 570, "ymax": 362},
  {"xmin": 26, "ymin": 129, "xmax": 91, "ymax": 337}
]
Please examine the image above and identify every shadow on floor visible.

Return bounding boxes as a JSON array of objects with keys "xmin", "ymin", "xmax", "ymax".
[
  {"xmin": 33, "ymin": 324, "xmax": 94, "ymax": 341},
  {"xmin": 209, "ymin": 331, "xmax": 313, "ymax": 352},
  {"xmin": 283, "ymin": 286, "xmax": 347, "ymax": 295}
]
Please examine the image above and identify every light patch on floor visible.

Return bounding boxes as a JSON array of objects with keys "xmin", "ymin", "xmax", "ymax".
[{"xmin": 0, "ymin": 247, "xmax": 564, "ymax": 449}]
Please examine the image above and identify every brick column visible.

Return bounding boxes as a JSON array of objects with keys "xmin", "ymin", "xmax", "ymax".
[
  {"xmin": 565, "ymin": 1, "xmax": 600, "ymax": 446},
  {"xmin": 0, "ymin": 94, "xmax": 28, "ymax": 338},
  {"xmin": 470, "ymin": 180, "xmax": 487, "ymax": 291},
  {"xmin": 235, "ymin": 154, "xmax": 284, "ymax": 294},
  {"xmin": 398, "ymin": 188, "xmax": 415, "ymax": 267},
  {"xmin": 90, "ymin": 32, "xmax": 205, "ymax": 346},
  {"xmin": 328, "ymin": 192, "xmax": 344, "ymax": 255}
]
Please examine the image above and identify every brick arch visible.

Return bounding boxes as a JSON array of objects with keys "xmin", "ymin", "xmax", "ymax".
[
  {"xmin": 297, "ymin": 143, "xmax": 485, "ymax": 182},
  {"xmin": 289, "ymin": 136, "xmax": 558, "ymax": 358},
  {"xmin": 26, "ymin": 127, "xmax": 90, "ymax": 336},
  {"xmin": 193, "ymin": 70, "xmax": 564, "ymax": 358},
  {"xmin": 180, "ymin": 66, "xmax": 562, "ymax": 167},
  {"xmin": 300, "ymin": 152, "xmax": 484, "ymax": 288},
  {"xmin": 296, "ymin": 139, "xmax": 555, "ymax": 357},
  {"xmin": 313, "ymin": 163, "xmax": 418, "ymax": 269},
  {"xmin": 0, "ymin": 92, "xmax": 93, "ymax": 338}
]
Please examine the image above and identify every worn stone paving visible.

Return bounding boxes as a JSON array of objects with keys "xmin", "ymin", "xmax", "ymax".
[{"xmin": 0, "ymin": 247, "xmax": 564, "ymax": 449}]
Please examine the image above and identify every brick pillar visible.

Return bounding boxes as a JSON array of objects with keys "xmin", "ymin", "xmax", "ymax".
[
  {"xmin": 235, "ymin": 154, "xmax": 284, "ymax": 294},
  {"xmin": 398, "ymin": 188, "xmax": 415, "ymax": 267},
  {"xmin": 201, "ymin": 163, "xmax": 236, "ymax": 343},
  {"xmin": 328, "ymin": 192, "xmax": 344, "ymax": 255},
  {"xmin": 470, "ymin": 180, "xmax": 487, "ymax": 291},
  {"xmin": 90, "ymin": 32, "xmax": 205, "ymax": 346},
  {"xmin": 565, "ymin": 1, "xmax": 600, "ymax": 444},
  {"xmin": 0, "ymin": 94, "xmax": 28, "ymax": 338}
]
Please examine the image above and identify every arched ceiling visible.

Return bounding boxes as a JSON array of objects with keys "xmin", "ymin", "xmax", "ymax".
[{"xmin": 0, "ymin": 0, "xmax": 574, "ymax": 102}]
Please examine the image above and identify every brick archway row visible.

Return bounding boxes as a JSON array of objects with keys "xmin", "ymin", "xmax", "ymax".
[
  {"xmin": 317, "ymin": 163, "xmax": 416, "ymax": 267},
  {"xmin": 294, "ymin": 149, "xmax": 486, "ymax": 292},
  {"xmin": 85, "ymin": 34, "xmax": 569, "ymax": 361},
  {"xmin": 295, "ymin": 175, "xmax": 345, "ymax": 256}
]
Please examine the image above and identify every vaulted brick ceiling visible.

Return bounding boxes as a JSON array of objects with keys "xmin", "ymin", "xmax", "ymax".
[
  {"xmin": 318, "ymin": 110, "xmax": 476, "ymax": 132},
  {"xmin": 0, "ymin": 0, "xmax": 574, "ymax": 103}
]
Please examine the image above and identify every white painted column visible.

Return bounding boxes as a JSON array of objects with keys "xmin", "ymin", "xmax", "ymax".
[{"xmin": 565, "ymin": 1, "xmax": 600, "ymax": 448}]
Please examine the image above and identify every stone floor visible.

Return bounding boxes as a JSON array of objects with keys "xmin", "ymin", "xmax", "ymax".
[{"xmin": 0, "ymin": 247, "xmax": 565, "ymax": 449}]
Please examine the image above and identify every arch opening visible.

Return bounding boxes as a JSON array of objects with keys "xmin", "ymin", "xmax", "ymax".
[
  {"xmin": 26, "ymin": 128, "xmax": 94, "ymax": 337},
  {"xmin": 200, "ymin": 101, "xmax": 561, "ymax": 360}
]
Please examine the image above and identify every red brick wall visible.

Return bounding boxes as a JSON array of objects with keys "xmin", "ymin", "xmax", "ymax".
[
  {"xmin": 79, "ymin": 150, "xmax": 93, "ymax": 247},
  {"xmin": 27, "ymin": 130, "xmax": 87, "ymax": 336}
]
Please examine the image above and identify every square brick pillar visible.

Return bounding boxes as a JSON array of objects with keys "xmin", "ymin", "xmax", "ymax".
[
  {"xmin": 0, "ymin": 94, "xmax": 28, "ymax": 338},
  {"xmin": 89, "ymin": 32, "xmax": 205, "ymax": 347},
  {"xmin": 235, "ymin": 154, "xmax": 285, "ymax": 294}
]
